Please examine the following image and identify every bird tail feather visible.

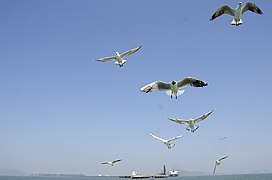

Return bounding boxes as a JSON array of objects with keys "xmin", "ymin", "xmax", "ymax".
[
  {"xmin": 165, "ymin": 90, "xmax": 185, "ymax": 97},
  {"xmin": 177, "ymin": 90, "xmax": 185, "ymax": 96},
  {"xmin": 231, "ymin": 19, "xmax": 243, "ymax": 26}
]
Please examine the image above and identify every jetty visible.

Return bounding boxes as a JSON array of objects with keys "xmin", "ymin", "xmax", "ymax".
[{"xmin": 119, "ymin": 174, "xmax": 168, "ymax": 179}]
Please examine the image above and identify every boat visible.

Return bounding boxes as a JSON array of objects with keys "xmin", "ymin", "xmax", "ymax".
[{"xmin": 169, "ymin": 169, "xmax": 178, "ymax": 177}]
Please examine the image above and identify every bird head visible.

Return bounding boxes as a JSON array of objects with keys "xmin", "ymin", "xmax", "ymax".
[
  {"xmin": 171, "ymin": 80, "xmax": 177, "ymax": 85},
  {"xmin": 239, "ymin": 2, "xmax": 242, "ymax": 5}
]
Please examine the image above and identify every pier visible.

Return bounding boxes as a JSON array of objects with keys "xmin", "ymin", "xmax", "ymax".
[{"xmin": 119, "ymin": 174, "xmax": 168, "ymax": 179}]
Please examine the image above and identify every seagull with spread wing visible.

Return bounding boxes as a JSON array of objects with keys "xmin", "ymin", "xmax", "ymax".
[
  {"xmin": 140, "ymin": 77, "xmax": 208, "ymax": 99},
  {"xmin": 168, "ymin": 110, "xmax": 214, "ymax": 133},
  {"xmin": 213, "ymin": 156, "xmax": 229, "ymax": 174},
  {"xmin": 96, "ymin": 46, "xmax": 142, "ymax": 67},
  {"xmin": 101, "ymin": 159, "xmax": 122, "ymax": 166},
  {"xmin": 150, "ymin": 133, "xmax": 183, "ymax": 149},
  {"xmin": 210, "ymin": 2, "xmax": 263, "ymax": 26}
]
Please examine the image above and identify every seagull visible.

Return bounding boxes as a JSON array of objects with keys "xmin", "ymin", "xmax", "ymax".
[
  {"xmin": 168, "ymin": 109, "xmax": 214, "ymax": 133},
  {"xmin": 101, "ymin": 159, "xmax": 122, "ymax": 166},
  {"xmin": 96, "ymin": 46, "xmax": 142, "ymax": 67},
  {"xmin": 150, "ymin": 133, "xmax": 183, "ymax": 149},
  {"xmin": 210, "ymin": 2, "xmax": 263, "ymax": 26},
  {"xmin": 213, "ymin": 156, "xmax": 228, "ymax": 174},
  {"xmin": 219, "ymin": 137, "xmax": 227, "ymax": 141},
  {"xmin": 140, "ymin": 77, "xmax": 208, "ymax": 99}
]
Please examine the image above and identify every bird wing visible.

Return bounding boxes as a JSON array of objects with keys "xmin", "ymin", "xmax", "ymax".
[
  {"xmin": 168, "ymin": 118, "xmax": 188, "ymax": 124},
  {"xmin": 210, "ymin": 5, "xmax": 235, "ymax": 21},
  {"xmin": 96, "ymin": 56, "xmax": 116, "ymax": 62},
  {"xmin": 218, "ymin": 156, "xmax": 228, "ymax": 161},
  {"xmin": 112, "ymin": 159, "xmax": 122, "ymax": 164},
  {"xmin": 212, "ymin": 162, "xmax": 217, "ymax": 174},
  {"xmin": 177, "ymin": 77, "xmax": 208, "ymax": 88},
  {"xmin": 101, "ymin": 162, "xmax": 109, "ymax": 165},
  {"xmin": 120, "ymin": 46, "xmax": 142, "ymax": 58},
  {"xmin": 242, "ymin": 2, "xmax": 263, "ymax": 15},
  {"xmin": 168, "ymin": 135, "xmax": 183, "ymax": 142},
  {"xmin": 140, "ymin": 81, "xmax": 171, "ymax": 93},
  {"xmin": 150, "ymin": 133, "xmax": 165, "ymax": 142},
  {"xmin": 193, "ymin": 109, "xmax": 214, "ymax": 123}
]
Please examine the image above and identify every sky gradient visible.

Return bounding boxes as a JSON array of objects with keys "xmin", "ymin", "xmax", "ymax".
[{"xmin": 1, "ymin": 0, "xmax": 272, "ymax": 176}]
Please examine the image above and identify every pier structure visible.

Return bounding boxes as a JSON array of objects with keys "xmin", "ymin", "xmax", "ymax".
[{"xmin": 119, "ymin": 174, "xmax": 168, "ymax": 179}]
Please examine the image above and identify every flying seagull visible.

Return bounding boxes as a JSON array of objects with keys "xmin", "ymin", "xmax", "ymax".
[
  {"xmin": 96, "ymin": 45, "xmax": 142, "ymax": 67},
  {"xmin": 213, "ymin": 156, "xmax": 228, "ymax": 174},
  {"xmin": 101, "ymin": 159, "xmax": 122, "ymax": 166},
  {"xmin": 219, "ymin": 137, "xmax": 227, "ymax": 141},
  {"xmin": 150, "ymin": 133, "xmax": 183, "ymax": 149},
  {"xmin": 168, "ymin": 109, "xmax": 214, "ymax": 133},
  {"xmin": 140, "ymin": 77, "xmax": 208, "ymax": 99},
  {"xmin": 210, "ymin": 2, "xmax": 263, "ymax": 26}
]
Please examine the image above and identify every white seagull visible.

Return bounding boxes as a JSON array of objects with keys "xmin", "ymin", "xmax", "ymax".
[
  {"xmin": 101, "ymin": 159, "xmax": 122, "ymax": 166},
  {"xmin": 96, "ymin": 46, "xmax": 142, "ymax": 67},
  {"xmin": 210, "ymin": 2, "xmax": 263, "ymax": 26},
  {"xmin": 150, "ymin": 133, "xmax": 183, "ymax": 149},
  {"xmin": 213, "ymin": 156, "xmax": 228, "ymax": 174},
  {"xmin": 168, "ymin": 109, "xmax": 214, "ymax": 133},
  {"xmin": 140, "ymin": 77, "xmax": 208, "ymax": 99}
]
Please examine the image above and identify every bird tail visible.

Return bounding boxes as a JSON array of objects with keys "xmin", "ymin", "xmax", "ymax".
[
  {"xmin": 231, "ymin": 19, "xmax": 243, "ymax": 26},
  {"xmin": 165, "ymin": 90, "xmax": 185, "ymax": 97},
  {"xmin": 177, "ymin": 90, "xmax": 185, "ymax": 96}
]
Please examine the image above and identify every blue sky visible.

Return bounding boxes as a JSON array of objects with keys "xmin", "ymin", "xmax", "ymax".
[{"xmin": 1, "ymin": 0, "xmax": 272, "ymax": 176}]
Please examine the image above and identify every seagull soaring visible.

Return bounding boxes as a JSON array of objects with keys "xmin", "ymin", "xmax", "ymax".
[
  {"xmin": 150, "ymin": 133, "xmax": 183, "ymax": 149},
  {"xmin": 96, "ymin": 46, "xmax": 142, "ymax": 67},
  {"xmin": 140, "ymin": 77, "xmax": 208, "ymax": 99},
  {"xmin": 168, "ymin": 110, "xmax": 214, "ymax": 133},
  {"xmin": 101, "ymin": 159, "xmax": 122, "ymax": 166},
  {"xmin": 213, "ymin": 156, "xmax": 228, "ymax": 174},
  {"xmin": 210, "ymin": 2, "xmax": 263, "ymax": 26}
]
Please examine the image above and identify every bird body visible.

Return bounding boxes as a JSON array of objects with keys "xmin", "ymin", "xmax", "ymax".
[
  {"xmin": 114, "ymin": 52, "xmax": 127, "ymax": 67},
  {"xmin": 96, "ymin": 46, "xmax": 141, "ymax": 67},
  {"xmin": 210, "ymin": 2, "xmax": 263, "ymax": 26},
  {"xmin": 140, "ymin": 77, "xmax": 208, "ymax": 99},
  {"xmin": 168, "ymin": 110, "xmax": 214, "ymax": 132}
]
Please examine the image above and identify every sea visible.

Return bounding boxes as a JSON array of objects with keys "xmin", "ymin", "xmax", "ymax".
[{"xmin": 0, "ymin": 174, "xmax": 272, "ymax": 180}]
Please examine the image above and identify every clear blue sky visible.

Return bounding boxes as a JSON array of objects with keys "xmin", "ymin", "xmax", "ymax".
[{"xmin": 1, "ymin": 0, "xmax": 272, "ymax": 176}]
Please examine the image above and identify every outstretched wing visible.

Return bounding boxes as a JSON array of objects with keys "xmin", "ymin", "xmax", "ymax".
[
  {"xmin": 140, "ymin": 81, "xmax": 171, "ymax": 93},
  {"xmin": 218, "ymin": 156, "xmax": 228, "ymax": 161},
  {"xmin": 168, "ymin": 118, "xmax": 188, "ymax": 124},
  {"xmin": 150, "ymin": 133, "xmax": 165, "ymax": 142},
  {"xmin": 193, "ymin": 109, "xmax": 214, "ymax": 123},
  {"xmin": 101, "ymin": 162, "xmax": 109, "ymax": 165},
  {"xmin": 168, "ymin": 135, "xmax": 183, "ymax": 142},
  {"xmin": 112, "ymin": 159, "xmax": 122, "ymax": 164},
  {"xmin": 242, "ymin": 2, "xmax": 263, "ymax": 15},
  {"xmin": 210, "ymin": 5, "xmax": 235, "ymax": 21},
  {"xmin": 212, "ymin": 161, "xmax": 217, "ymax": 174},
  {"xmin": 96, "ymin": 56, "xmax": 116, "ymax": 62},
  {"xmin": 120, "ymin": 46, "xmax": 142, "ymax": 58},
  {"xmin": 177, "ymin": 77, "xmax": 208, "ymax": 88}
]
